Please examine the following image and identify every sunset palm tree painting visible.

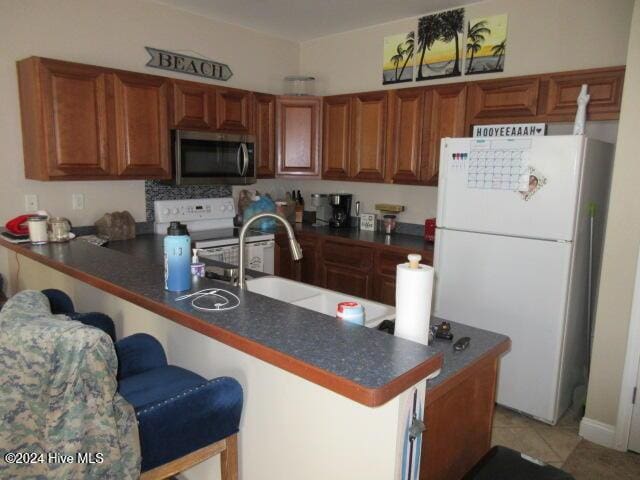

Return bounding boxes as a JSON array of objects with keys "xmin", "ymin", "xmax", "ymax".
[
  {"xmin": 383, "ymin": 32, "xmax": 415, "ymax": 84},
  {"xmin": 465, "ymin": 14, "xmax": 508, "ymax": 74},
  {"xmin": 415, "ymin": 8, "xmax": 465, "ymax": 81}
]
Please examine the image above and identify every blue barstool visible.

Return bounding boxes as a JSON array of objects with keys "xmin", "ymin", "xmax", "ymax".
[{"xmin": 41, "ymin": 289, "xmax": 243, "ymax": 479}]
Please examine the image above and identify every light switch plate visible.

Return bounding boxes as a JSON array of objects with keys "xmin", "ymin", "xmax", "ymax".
[
  {"xmin": 24, "ymin": 194, "xmax": 38, "ymax": 212},
  {"xmin": 72, "ymin": 193, "xmax": 85, "ymax": 210}
]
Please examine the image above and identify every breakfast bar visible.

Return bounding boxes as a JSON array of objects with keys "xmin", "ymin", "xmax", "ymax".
[{"xmin": 0, "ymin": 236, "xmax": 509, "ymax": 479}]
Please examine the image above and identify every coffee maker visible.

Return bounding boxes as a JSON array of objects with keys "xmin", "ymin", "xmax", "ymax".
[{"xmin": 329, "ymin": 194, "xmax": 352, "ymax": 228}]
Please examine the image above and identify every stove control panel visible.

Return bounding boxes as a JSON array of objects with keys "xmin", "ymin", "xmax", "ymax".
[{"xmin": 154, "ymin": 198, "xmax": 236, "ymax": 223}]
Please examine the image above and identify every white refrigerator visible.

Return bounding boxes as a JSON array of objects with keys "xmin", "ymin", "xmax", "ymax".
[{"xmin": 433, "ymin": 135, "xmax": 613, "ymax": 424}]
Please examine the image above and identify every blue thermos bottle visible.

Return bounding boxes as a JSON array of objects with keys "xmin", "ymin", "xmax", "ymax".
[{"xmin": 164, "ymin": 221, "xmax": 192, "ymax": 292}]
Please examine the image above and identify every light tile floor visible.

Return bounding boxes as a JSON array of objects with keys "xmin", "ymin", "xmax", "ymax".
[
  {"xmin": 491, "ymin": 405, "xmax": 640, "ymax": 479},
  {"xmin": 491, "ymin": 405, "xmax": 581, "ymax": 468}
]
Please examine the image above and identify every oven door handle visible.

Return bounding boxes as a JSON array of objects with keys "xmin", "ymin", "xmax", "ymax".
[{"xmin": 240, "ymin": 142, "xmax": 249, "ymax": 176}]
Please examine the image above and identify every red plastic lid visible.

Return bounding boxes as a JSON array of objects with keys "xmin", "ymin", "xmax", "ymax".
[{"xmin": 337, "ymin": 301, "xmax": 359, "ymax": 313}]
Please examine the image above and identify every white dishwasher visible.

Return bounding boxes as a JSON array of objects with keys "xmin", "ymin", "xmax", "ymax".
[{"xmin": 197, "ymin": 239, "xmax": 275, "ymax": 274}]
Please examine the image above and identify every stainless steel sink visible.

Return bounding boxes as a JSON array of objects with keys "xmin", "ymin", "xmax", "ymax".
[{"xmin": 245, "ymin": 276, "xmax": 395, "ymax": 327}]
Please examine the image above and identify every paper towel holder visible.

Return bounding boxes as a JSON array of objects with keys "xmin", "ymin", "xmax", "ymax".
[{"xmin": 407, "ymin": 254, "xmax": 421, "ymax": 269}]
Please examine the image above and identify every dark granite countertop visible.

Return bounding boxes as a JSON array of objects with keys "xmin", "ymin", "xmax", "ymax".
[
  {"xmin": 0, "ymin": 233, "xmax": 508, "ymax": 404},
  {"xmin": 420, "ymin": 319, "xmax": 509, "ymax": 391},
  {"xmin": 283, "ymin": 224, "xmax": 434, "ymax": 253},
  {"xmin": 110, "ymin": 234, "xmax": 509, "ymax": 390}
]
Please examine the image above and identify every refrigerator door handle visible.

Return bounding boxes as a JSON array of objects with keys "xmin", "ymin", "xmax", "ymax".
[{"xmin": 436, "ymin": 140, "xmax": 448, "ymax": 223}]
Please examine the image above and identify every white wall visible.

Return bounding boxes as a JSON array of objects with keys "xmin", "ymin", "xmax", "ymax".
[
  {"xmin": 244, "ymin": 179, "xmax": 439, "ymax": 225},
  {"xmin": 290, "ymin": 0, "xmax": 633, "ymax": 225},
  {"xmin": 0, "ymin": 0, "xmax": 299, "ymax": 226},
  {"xmin": 584, "ymin": 0, "xmax": 640, "ymax": 431},
  {"xmin": 300, "ymin": 0, "xmax": 634, "ymax": 95}
]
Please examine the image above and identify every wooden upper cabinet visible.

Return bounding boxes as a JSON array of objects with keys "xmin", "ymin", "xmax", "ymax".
[
  {"xmin": 466, "ymin": 76, "xmax": 540, "ymax": 125},
  {"xmin": 18, "ymin": 57, "xmax": 113, "ymax": 179},
  {"xmin": 215, "ymin": 87, "xmax": 252, "ymax": 133},
  {"xmin": 276, "ymin": 96, "xmax": 321, "ymax": 177},
  {"xmin": 421, "ymin": 84, "xmax": 467, "ymax": 185},
  {"xmin": 387, "ymin": 88, "xmax": 425, "ymax": 184},
  {"xmin": 112, "ymin": 71, "xmax": 171, "ymax": 178},
  {"xmin": 544, "ymin": 66, "xmax": 625, "ymax": 121},
  {"xmin": 254, "ymin": 93, "xmax": 276, "ymax": 178},
  {"xmin": 170, "ymin": 79, "xmax": 215, "ymax": 130},
  {"xmin": 350, "ymin": 91, "xmax": 388, "ymax": 182},
  {"xmin": 322, "ymin": 95, "xmax": 351, "ymax": 180}
]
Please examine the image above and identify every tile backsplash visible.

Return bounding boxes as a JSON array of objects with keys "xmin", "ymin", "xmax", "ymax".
[{"xmin": 145, "ymin": 181, "xmax": 232, "ymax": 221}]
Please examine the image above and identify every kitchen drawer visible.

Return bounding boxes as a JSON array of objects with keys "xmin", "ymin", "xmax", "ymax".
[
  {"xmin": 321, "ymin": 240, "xmax": 374, "ymax": 271},
  {"xmin": 376, "ymin": 250, "xmax": 411, "ymax": 276}
]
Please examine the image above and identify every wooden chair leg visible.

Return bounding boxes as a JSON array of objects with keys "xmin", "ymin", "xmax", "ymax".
[{"xmin": 221, "ymin": 434, "xmax": 238, "ymax": 480}]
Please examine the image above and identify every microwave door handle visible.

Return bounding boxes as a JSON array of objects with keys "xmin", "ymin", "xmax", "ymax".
[
  {"xmin": 236, "ymin": 144, "xmax": 243, "ymax": 175},
  {"xmin": 240, "ymin": 143, "xmax": 249, "ymax": 176}
]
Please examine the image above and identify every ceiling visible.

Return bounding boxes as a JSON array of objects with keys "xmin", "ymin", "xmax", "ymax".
[{"xmin": 149, "ymin": 0, "xmax": 475, "ymax": 42}]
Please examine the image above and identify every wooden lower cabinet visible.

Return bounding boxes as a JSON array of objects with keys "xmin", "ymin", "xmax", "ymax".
[
  {"xmin": 274, "ymin": 233, "xmax": 319, "ymax": 284},
  {"xmin": 421, "ymin": 353, "xmax": 500, "ymax": 480},
  {"xmin": 298, "ymin": 236, "xmax": 319, "ymax": 285},
  {"xmin": 275, "ymin": 231, "xmax": 432, "ymax": 306},
  {"xmin": 274, "ymin": 235, "xmax": 297, "ymax": 280},
  {"xmin": 373, "ymin": 249, "xmax": 417, "ymax": 305},
  {"xmin": 323, "ymin": 264, "xmax": 372, "ymax": 298}
]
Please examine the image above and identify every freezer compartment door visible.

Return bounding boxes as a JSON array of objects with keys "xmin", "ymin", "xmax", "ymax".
[
  {"xmin": 433, "ymin": 228, "xmax": 572, "ymax": 423},
  {"xmin": 437, "ymin": 136, "xmax": 585, "ymax": 241}
]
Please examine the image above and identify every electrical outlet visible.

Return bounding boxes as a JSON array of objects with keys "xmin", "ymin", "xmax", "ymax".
[
  {"xmin": 24, "ymin": 194, "xmax": 38, "ymax": 212},
  {"xmin": 72, "ymin": 193, "xmax": 85, "ymax": 210}
]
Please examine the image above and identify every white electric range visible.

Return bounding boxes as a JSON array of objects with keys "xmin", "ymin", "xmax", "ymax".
[{"xmin": 154, "ymin": 198, "xmax": 275, "ymax": 273}]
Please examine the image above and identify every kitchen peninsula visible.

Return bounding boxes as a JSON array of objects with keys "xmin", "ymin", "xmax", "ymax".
[{"xmin": 0, "ymin": 235, "xmax": 508, "ymax": 480}]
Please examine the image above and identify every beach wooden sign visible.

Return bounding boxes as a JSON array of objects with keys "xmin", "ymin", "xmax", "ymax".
[{"xmin": 145, "ymin": 47, "xmax": 232, "ymax": 81}]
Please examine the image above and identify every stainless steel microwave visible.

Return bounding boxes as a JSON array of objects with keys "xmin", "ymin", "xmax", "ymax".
[{"xmin": 170, "ymin": 130, "xmax": 256, "ymax": 185}]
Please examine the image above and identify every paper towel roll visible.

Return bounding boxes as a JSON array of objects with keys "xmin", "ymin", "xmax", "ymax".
[{"xmin": 394, "ymin": 257, "xmax": 434, "ymax": 345}]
